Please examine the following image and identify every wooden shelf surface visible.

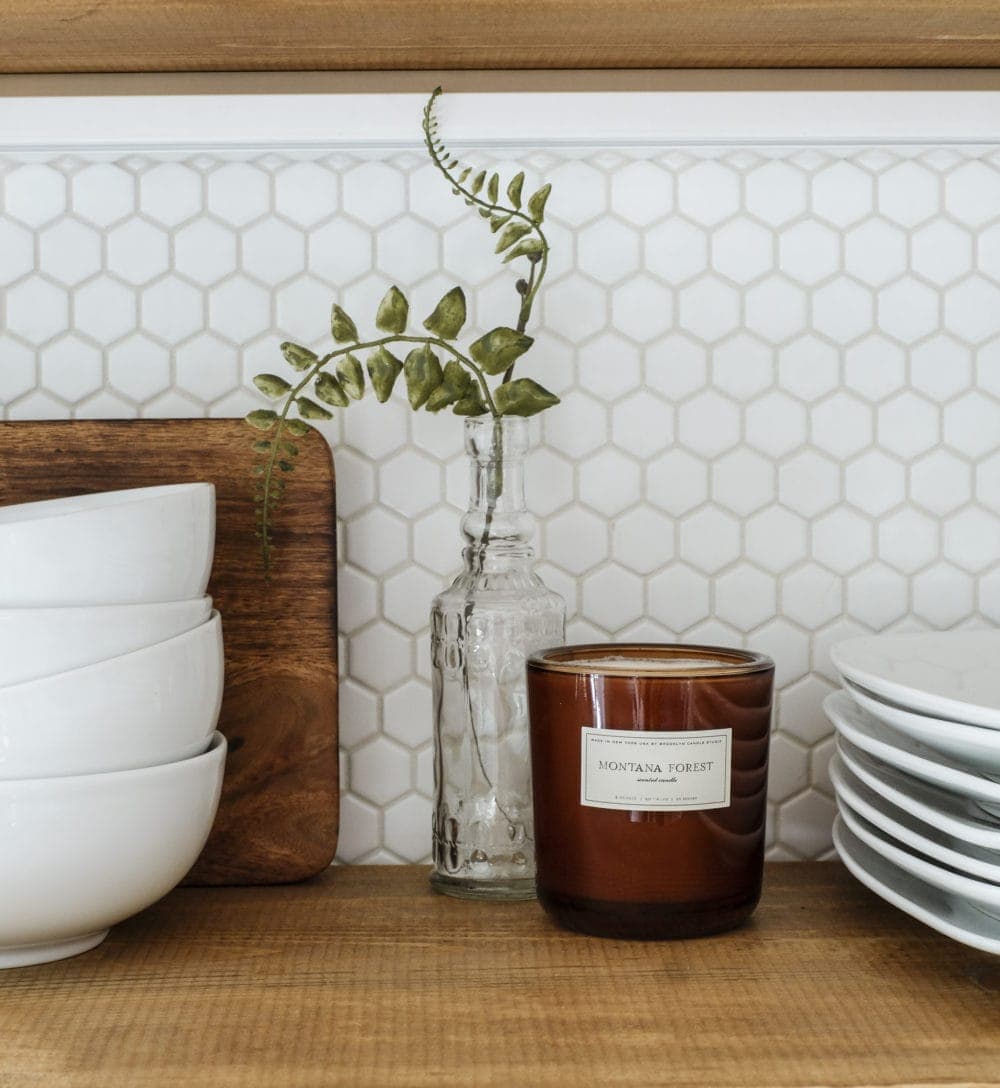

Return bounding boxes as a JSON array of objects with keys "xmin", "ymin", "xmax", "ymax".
[
  {"xmin": 3, "ymin": 863, "xmax": 999, "ymax": 1086},
  {"xmin": 0, "ymin": 0, "xmax": 998, "ymax": 73}
]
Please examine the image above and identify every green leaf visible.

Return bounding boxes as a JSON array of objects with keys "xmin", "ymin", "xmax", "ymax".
[
  {"xmin": 336, "ymin": 353, "xmax": 365, "ymax": 399},
  {"xmin": 246, "ymin": 409, "xmax": 279, "ymax": 432},
  {"xmin": 469, "ymin": 327, "xmax": 535, "ymax": 376},
  {"xmin": 487, "ymin": 173, "xmax": 499, "ymax": 203},
  {"xmin": 253, "ymin": 373, "xmax": 292, "ymax": 399},
  {"xmin": 471, "ymin": 170, "xmax": 486, "ymax": 195},
  {"xmin": 330, "ymin": 304, "xmax": 358, "ymax": 343},
  {"xmin": 527, "ymin": 183, "xmax": 551, "ymax": 223},
  {"xmin": 252, "ymin": 440, "xmax": 272, "ymax": 452},
  {"xmin": 366, "ymin": 346, "xmax": 403, "ymax": 403},
  {"xmin": 495, "ymin": 221, "xmax": 532, "ymax": 253},
  {"xmin": 452, "ymin": 385, "xmax": 489, "ymax": 416},
  {"xmin": 281, "ymin": 441, "xmax": 300, "ymax": 456},
  {"xmin": 315, "ymin": 372, "xmax": 350, "ymax": 408},
  {"xmin": 459, "ymin": 167, "xmax": 472, "ymax": 183},
  {"xmin": 489, "ymin": 213, "xmax": 511, "ymax": 233},
  {"xmin": 403, "ymin": 345, "xmax": 444, "ymax": 410},
  {"xmin": 507, "ymin": 172, "xmax": 525, "ymax": 208},
  {"xmin": 494, "ymin": 378, "xmax": 560, "ymax": 417},
  {"xmin": 285, "ymin": 418, "xmax": 312, "ymax": 438},
  {"xmin": 375, "ymin": 286, "xmax": 409, "ymax": 335},
  {"xmin": 502, "ymin": 237, "xmax": 545, "ymax": 264},
  {"xmin": 281, "ymin": 341, "xmax": 318, "ymax": 372},
  {"xmin": 296, "ymin": 396, "xmax": 334, "ymax": 421},
  {"xmin": 424, "ymin": 359, "xmax": 473, "ymax": 413},
  {"xmin": 423, "ymin": 286, "xmax": 467, "ymax": 340},
  {"xmin": 278, "ymin": 460, "xmax": 295, "ymax": 473}
]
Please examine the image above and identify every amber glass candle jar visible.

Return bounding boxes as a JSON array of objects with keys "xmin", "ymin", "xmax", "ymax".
[{"xmin": 527, "ymin": 644, "xmax": 774, "ymax": 940}]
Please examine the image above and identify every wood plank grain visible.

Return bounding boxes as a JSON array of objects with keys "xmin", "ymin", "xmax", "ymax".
[
  {"xmin": 0, "ymin": 863, "xmax": 998, "ymax": 1087},
  {"xmin": 0, "ymin": 419, "xmax": 339, "ymax": 885},
  {"xmin": 0, "ymin": 0, "xmax": 997, "ymax": 72}
]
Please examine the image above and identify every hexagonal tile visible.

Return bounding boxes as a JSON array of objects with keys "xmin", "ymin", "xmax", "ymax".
[
  {"xmin": 944, "ymin": 159, "xmax": 1000, "ymax": 227},
  {"xmin": 543, "ymin": 390, "xmax": 607, "ymax": 459},
  {"xmin": 778, "ymin": 451, "xmax": 840, "ymax": 518},
  {"xmin": 812, "ymin": 161, "xmax": 873, "ymax": 228},
  {"xmin": 383, "ymin": 566, "xmax": 441, "ymax": 633},
  {"xmin": 677, "ymin": 390, "xmax": 739, "ymax": 459},
  {"xmin": 644, "ymin": 217, "xmax": 709, "ymax": 284},
  {"xmin": 579, "ymin": 448, "xmax": 640, "ymax": 516},
  {"xmin": 647, "ymin": 563, "xmax": 710, "ymax": 631},
  {"xmin": 103, "ymin": 334, "xmax": 168, "ymax": 402},
  {"xmin": 547, "ymin": 160, "xmax": 606, "ymax": 227},
  {"xmin": 610, "ymin": 390, "xmax": 672, "ymax": 458},
  {"xmin": 173, "ymin": 219, "xmax": 237, "ymax": 286},
  {"xmin": 611, "ymin": 275, "xmax": 672, "ymax": 343},
  {"xmin": 745, "ymin": 159, "xmax": 806, "ymax": 226},
  {"xmin": 911, "ymin": 219, "xmax": 973, "ymax": 286},
  {"xmin": 38, "ymin": 218, "xmax": 101, "ymax": 286},
  {"xmin": 844, "ymin": 219, "xmax": 907, "ymax": 286},
  {"xmin": 943, "ymin": 507, "xmax": 1000, "ymax": 573},
  {"xmin": 337, "ymin": 564, "xmax": 378, "ymax": 635},
  {"xmin": 813, "ymin": 508, "xmax": 873, "ymax": 574},
  {"xmin": 745, "ymin": 506, "xmax": 808, "ymax": 574},
  {"xmin": 754, "ymin": 617, "xmax": 810, "ymax": 687},
  {"xmin": 778, "ymin": 220, "xmax": 840, "ymax": 285},
  {"xmin": 578, "ymin": 218, "xmax": 641, "ymax": 286},
  {"xmin": 677, "ymin": 160, "xmax": 740, "ymax": 226},
  {"xmin": 174, "ymin": 333, "xmax": 238, "ymax": 401},
  {"xmin": 414, "ymin": 506, "xmax": 463, "ymax": 577},
  {"xmin": 349, "ymin": 622, "xmax": 412, "ymax": 691},
  {"xmin": 242, "ymin": 218, "xmax": 306, "ymax": 286},
  {"xmin": 877, "ymin": 508, "xmax": 939, "ymax": 574},
  {"xmin": 106, "ymin": 218, "xmax": 169, "ymax": 285},
  {"xmin": 545, "ymin": 507, "xmax": 607, "ymax": 575},
  {"xmin": 5, "ymin": 277, "xmax": 69, "ymax": 346},
  {"xmin": 744, "ymin": 391, "xmax": 805, "ymax": 458},
  {"xmin": 978, "ymin": 451, "xmax": 1000, "ymax": 510},
  {"xmin": 845, "ymin": 450, "xmax": 906, "ymax": 516},
  {"xmin": 910, "ymin": 335, "xmax": 973, "ymax": 401},
  {"xmin": 877, "ymin": 277, "xmax": 939, "ymax": 344},
  {"xmin": 877, "ymin": 160, "xmax": 939, "ymax": 227},
  {"xmin": 677, "ymin": 276, "xmax": 740, "ymax": 343},
  {"xmin": 576, "ymin": 333, "xmax": 640, "ymax": 401},
  {"xmin": 611, "ymin": 506, "xmax": 674, "ymax": 574},
  {"xmin": 208, "ymin": 276, "xmax": 270, "ymax": 344},
  {"xmin": 378, "ymin": 450, "xmax": 441, "ymax": 518},
  {"xmin": 943, "ymin": 391, "xmax": 1000, "ymax": 458},
  {"xmin": 980, "ymin": 569, "xmax": 1000, "ymax": 625},
  {"xmin": 609, "ymin": 160, "xmax": 673, "ymax": 226},
  {"xmin": 343, "ymin": 393, "xmax": 408, "ymax": 461},
  {"xmin": 4, "ymin": 164, "xmax": 66, "ymax": 227},
  {"xmin": 376, "ymin": 215, "xmax": 439, "ymax": 283},
  {"xmin": 71, "ymin": 163, "xmax": 134, "ymax": 227},
  {"xmin": 308, "ymin": 216, "xmax": 373, "ymax": 284},
  {"xmin": 912, "ymin": 562, "xmax": 975, "ymax": 627},
  {"xmin": 778, "ymin": 789, "xmax": 836, "ymax": 858},
  {"xmin": 0, "ymin": 337, "xmax": 37, "ymax": 401},
  {"xmin": 812, "ymin": 277, "xmax": 873, "ymax": 343},
  {"xmin": 711, "ymin": 219, "xmax": 773, "ymax": 284},
  {"xmin": 842, "ymin": 335, "xmax": 906, "ymax": 402},
  {"xmin": 845, "ymin": 562, "xmax": 908, "ymax": 629},
  {"xmin": 525, "ymin": 447, "xmax": 574, "ymax": 517},
  {"xmin": 383, "ymin": 679, "xmax": 432, "ymax": 750},
  {"xmin": 206, "ymin": 162, "xmax": 269, "ymax": 226},
  {"xmin": 542, "ymin": 273, "xmax": 607, "ymax": 343},
  {"xmin": 779, "ymin": 675, "xmax": 837, "ymax": 745},
  {"xmin": 712, "ymin": 449, "xmax": 775, "ymax": 516},
  {"xmin": 384, "ymin": 794, "xmax": 432, "ymax": 863},
  {"xmin": 782, "ymin": 562, "xmax": 842, "ymax": 629},
  {"xmin": 745, "ymin": 276, "xmax": 807, "ymax": 344},
  {"xmin": 645, "ymin": 334, "xmax": 707, "ymax": 400},
  {"xmin": 777, "ymin": 336, "xmax": 840, "ymax": 403},
  {"xmin": 346, "ymin": 506, "xmax": 409, "ymax": 575},
  {"xmin": 38, "ymin": 335, "xmax": 102, "ymax": 403},
  {"xmin": 646, "ymin": 448, "xmax": 708, "ymax": 516},
  {"xmin": 139, "ymin": 163, "xmax": 202, "ymax": 226},
  {"xmin": 811, "ymin": 392, "xmax": 873, "ymax": 460},
  {"xmin": 945, "ymin": 276, "xmax": 1000, "ymax": 344},
  {"xmin": 768, "ymin": 733, "xmax": 809, "ymax": 803},
  {"xmin": 910, "ymin": 449, "xmax": 972, "ymax": 515},
  {"xmin": 715, "ymin": 563, "xmax": 776, "ymax": 632},
  {"xmin": 678, "ymin": 505, "xmax": 740, "ymax": 574},
  {"xmin": 274, "ymin": 161, "xmax": 336, "ymax": 227},
  {"xmin": 350, "ymin": 734, "xmax": 411, "ymax": 805},
  {"xmin": 141, "ymin": 276, "xmax": 204, "ymax": 342},
  {"xmin": 581, "ymin": 564, "xmax": 645, "ymax": 631},
  {"xmin": 339, "ymin": 161, "xmax": 405, "ymax": 229},
  {"xmin": 336, "ymin": 793, "xmax": 380, "ymax": 862}
]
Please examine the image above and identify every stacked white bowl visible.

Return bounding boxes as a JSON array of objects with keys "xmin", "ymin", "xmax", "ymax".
[
  {"xmin": 0, "ymin": 483, "xmax": 226, "ymax": 969},
  {"xmin": 826, "ymin": 629, "xmax": 1000, "ymax": 954}
]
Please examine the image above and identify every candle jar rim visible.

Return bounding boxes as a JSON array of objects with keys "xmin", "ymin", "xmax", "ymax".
[{"xmin": 527, "ymin": 642, "xmax": 774, "ymax": 679}]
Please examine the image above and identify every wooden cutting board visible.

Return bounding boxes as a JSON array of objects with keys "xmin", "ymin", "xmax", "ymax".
[{"xmin": 0, "ymin": 419, "xmax": 339, "ymax": 885}]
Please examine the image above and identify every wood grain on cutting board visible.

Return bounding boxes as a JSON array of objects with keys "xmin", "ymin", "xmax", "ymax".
[{"xmin": 0, "ymin": 419, "xmax": 339, "ymax": 885}]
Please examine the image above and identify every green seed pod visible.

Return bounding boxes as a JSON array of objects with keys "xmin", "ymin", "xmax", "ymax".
[
  {"xmin": 314, "ymin": 372, "xmax": 350, "ymax": 408},
  {"xmin": 280, "ymin": 342, "xmax": 318, "ymax": 372},
  {"xmin": 336, "ymin": 353, "xmax": 365, "ymax": 399},
  {"xmin": 366, "ymin": 346, "xmax": 403, "ymax": 403},
  {"xmin": 403, "ymin": 345, "xmax": 444, "ymax": 410}
]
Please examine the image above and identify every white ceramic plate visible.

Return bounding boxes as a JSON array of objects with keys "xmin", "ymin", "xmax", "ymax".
[
  {"xmin": 831, "ymin": 754, "xmax": 1000, "ymax": 883},
  {"xmin": 831, "ymin": 630, "xmax": 1000, "ymax": 730},
  {"xmin": 837, "ymin": 737, "xmax": 1000, "ymax": 851},
  {"xmin": 837, "ymin": 802, "xmax": 1000, "ymax": 917},
  {"xmin": 844, "ymin": 678, "xmax": 1000, "ymax": 775},
  {"xmin": 834, "ymin": 817, "xmax": 1000, "ymax": 956},
  {"xmin": 825, "ymin": 690, "xmax": 1000, "ymax": 817}
]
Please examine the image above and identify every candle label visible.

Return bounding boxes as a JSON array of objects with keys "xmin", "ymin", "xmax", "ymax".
[{"xmin": 580, "ymin": 727, "xmax": 732, "ymax": 811}]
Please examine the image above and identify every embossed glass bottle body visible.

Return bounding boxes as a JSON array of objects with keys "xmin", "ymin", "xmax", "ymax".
[{"xmin": 431, "ymin": 416, "xmax": 565, "ymax": 900}]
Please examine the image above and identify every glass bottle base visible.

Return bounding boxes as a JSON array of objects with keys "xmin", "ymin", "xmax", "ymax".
[
  {"xmin": 537, "ymin": 886, "xmax": 760, "ymax": 939},
  {"xmin": 430, "ymin": 871, "xmax": 537, "ymax": 902}
]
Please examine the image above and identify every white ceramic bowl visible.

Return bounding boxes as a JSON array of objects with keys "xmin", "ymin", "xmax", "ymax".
[
  {"xmin": 0, "ymin": 611, "xmax": 224, "ymax": 779},
  {"xmin": 0, "ymin": 732, "xmax": 226, "ymax": 968},
  {"xmin": 0, "ymin": 597, "xmax": 213, "ymax": 688},
  {"xmin": 0, "ymin": 483, "xmax": 215, "ymax": 606}
]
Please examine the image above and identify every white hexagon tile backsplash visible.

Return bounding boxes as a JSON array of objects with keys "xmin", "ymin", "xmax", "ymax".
[{"xmin": 2, "ymin": 143, "xmax": 1000, "ymax": 863}]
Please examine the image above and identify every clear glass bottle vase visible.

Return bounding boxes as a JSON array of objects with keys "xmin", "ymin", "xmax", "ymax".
[{"xmin": 430, "ymin": 416, "xmax": 566, "ymax": 900}]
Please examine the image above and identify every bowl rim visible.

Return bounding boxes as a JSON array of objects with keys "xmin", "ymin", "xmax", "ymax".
[
  {"xmin": 0, "ymin": 595, "xmax": 213, "ymax": 621},
  {"xmin": 0, "ymin": 482, "xmax": 214, "ymax": 527}
]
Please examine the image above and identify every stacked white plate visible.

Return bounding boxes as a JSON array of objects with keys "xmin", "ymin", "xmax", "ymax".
[{"xmin": 826, "ymin": 629, "xmax": 1000, "ymax": 955}]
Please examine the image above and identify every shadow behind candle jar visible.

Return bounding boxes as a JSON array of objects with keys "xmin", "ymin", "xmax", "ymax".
[{"xmin": 527, "ymin": 644, "xmax": 774, "ymax": 940}]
